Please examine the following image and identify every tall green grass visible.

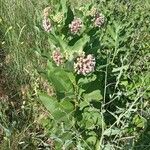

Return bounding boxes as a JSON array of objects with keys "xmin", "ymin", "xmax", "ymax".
[
  {"xmin": 0, "ymin": 0, "xmax": 46, "ymax": 149},
  {"xmin": 1, "ymin": 0, "xmax": 45, "ymax": 87}
]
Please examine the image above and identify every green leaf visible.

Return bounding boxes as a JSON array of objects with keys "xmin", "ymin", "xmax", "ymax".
[
  {"xmin": 79, "ymin": 98, "xmax": 88, "ymax": 109},
  {"xmin": 59, "ymin": 100, "xmax": 74, "ymax": 113},
  {"xmin": 53, "ymin": 107, "xmax": 74, "ymax": 126},
  {"xmin": 47, "ymin": 60, "xmax": 54, "ymax": 70},
  {"xmin": 103, "ymin": 128, "xmax": 121, "ymax": 136},
  {"xmin": 133, "ymin": 115, "xmax": 147, "ymax": 129},
  {"xmin": 65, "ymin": 6, "xmax": 74, "ymax": 26},
  {"xmin": 67, "ymin": 72, "xmax": 76, "ymax": 85},
  {"xmin": 70, "ymin": 35, "xmax": 90, "ymax": 54},
  {"xmin": 86, "ymin": 135, "xmax": 97, "ymax": 145},
  {"xmin": 39, "ymin": 93, "xmax": 74, "ymax": 125},
  {"xmin": 78, "ymin": 75, "xmax": 97, "ymax": 86},
  {"xmin": 47, "ymin": 69, "xmax": 73, "ymax": 93},
  {"xmin": 107, "ymin": 25, "xmax": 116, "ymax": 41},
  {"xmin": 48, "ymin": 34, "xmax": 58, "ymax": 45},
  {"xmin": 48, "ymin": 72, "xmax": 66, "ymax": 92},
  {"xmin": 74, "ymin": 8, "xmax": 84, "ymax": 19},
  {"xmin": 78, "ymin": 108, "xmax": 102, "ymax": 129},
  {"xmin": 52, "ymin": 109, "xmax": 67, "ymax": 120},
  {"xmin": 84, "ymin": 90, "xmax": 102, "ymax": 102},
  {"xmin": 65, "ymin": 60, "xmax": 74, "ymax": 72},
  {"xmin": 39, "ymin": 93, "xmax": 58, "ymax": 114},
  {"xmin": 52, "ymin": 33, "xmax": 68, "ymax": 51},
  {"xmin": 103, "ymin": 143, "xmax": 112, "ymax": 150},
  {"xmin": 60, "ymin": 0, "xmax": 68, "ymax": 15}
]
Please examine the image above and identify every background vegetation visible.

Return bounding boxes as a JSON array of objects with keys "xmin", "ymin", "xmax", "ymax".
[{"xmin": 0, "ymin": 0, "xmax": 150, "ymax": 149}]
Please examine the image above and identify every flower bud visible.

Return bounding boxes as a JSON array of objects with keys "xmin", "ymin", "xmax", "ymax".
[
  {"xmin": 87, "ymin": 6, "xmax": 97, "ymax": 17},
  {"xmin": 52, "ymin": 48, "xmax": 63, "ymax": 66},
  {"xmin": 53, "ymin": 12, "xmax": 63, "ymax": 23},
  {"xmin": 43, "ymin": 6, "xmax": 51, "ymax": 18},
  {"xmin": 69, "ymin": 18, "xmax": 83, "ymax": 34}
]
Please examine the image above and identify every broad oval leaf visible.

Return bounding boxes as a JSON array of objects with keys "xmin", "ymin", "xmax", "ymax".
[{"xmin": 39, "ymin": 93, "xmax": 58, "ymax": 114}]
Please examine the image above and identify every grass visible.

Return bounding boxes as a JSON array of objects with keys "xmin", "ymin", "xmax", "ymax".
[{"xmin": 0, "ymin": 0, "xmax": 150, "ymax": 149}]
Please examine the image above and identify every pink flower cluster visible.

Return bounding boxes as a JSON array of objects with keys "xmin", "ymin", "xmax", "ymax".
[
  {"xmin": 52, "ymin": 49, "xmax": 63, "ymax": 66},
  {"xmin": 43, "ymin": 18, "xmax": 52, "ymax": 32},
  {"xmin": 93, "ymin": 13, "xmax": 104, "ymax": 27},
  {"xmin": 69, "ymin": 18, "xmax": 83, "ymax": 34},
  {"xmin": 74, "ymin": 53, "xmax": 96, "ymax": 75}
]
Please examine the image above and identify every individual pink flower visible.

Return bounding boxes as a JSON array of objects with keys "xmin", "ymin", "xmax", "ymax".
[
  {"xmin": 52, "ymin": 48, "xmax": 63, "ymax": 66},
  {"xmin": 43, "ymin": 18, "xmax": 52, "ymax": 32},
  {"xmin": 69, "ymin": 18, "xmax": 83, "ymax": 34},
  {"xmin": 93, "ymin": 13, "xmax": 104, "ymax": 27},
  {"xmin": 74, "ymin": 52, "xmax": 96, "ymax": 76}
]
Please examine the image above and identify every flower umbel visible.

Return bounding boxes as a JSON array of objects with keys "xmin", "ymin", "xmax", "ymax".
[
  {"xmin": 43, "ymin": 18, "xmax": 52, "ymax": 32},
  {"xmin": 93, "ymin": 13, "xmax": 104, "ymax": 27},
  {"xmin": 52, "ymin": 49, "xmax": 63, "ymax": 66},
  {"xmin": 74, "ymin": 52, "xmax": 96, "ymax": 75},
  {"xmin": 69, "ymin": 18, "xmax": 82, "ymax": 34}
]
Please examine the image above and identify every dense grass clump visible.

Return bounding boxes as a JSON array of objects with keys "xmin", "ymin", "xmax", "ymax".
[{"xmin": 0, "ymin": 0, "xmax": 150, "ymax": 149}]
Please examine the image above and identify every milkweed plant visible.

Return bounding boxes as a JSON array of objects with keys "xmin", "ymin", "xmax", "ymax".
[{"xmin": 36, "ymin": 0, "xmax": 149, "ymax": 149}]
